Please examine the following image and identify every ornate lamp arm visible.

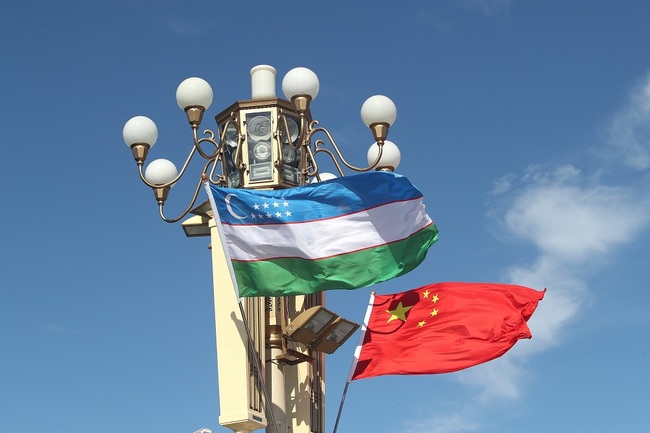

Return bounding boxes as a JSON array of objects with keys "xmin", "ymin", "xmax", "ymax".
[
  {"xmin": 136, "ymin": 144, "xmax": 199, "ymax": 189},
  {"xmin": 193, "ymin": 127, "xmax": 220, "ymax": 160},
  {"xmin": 157, "ymin": 177, "xmax": 204, "ymax": 223},
  {"xmin": 156, "ymin": 159, "xmax": 220, "ymax": 223},
  {"xmin": 307, "ymin": 122, "xmax": 385, "ymax": 173}
]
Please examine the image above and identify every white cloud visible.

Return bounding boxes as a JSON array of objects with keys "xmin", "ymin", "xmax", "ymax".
[
  {"xmin": 403, "ymin": 69, "xmax": 650, "ymax": 433},
  {"xmin": 439, "ymin": 161, "xmax": 650, "ymax": 430},
  {"xmin": 501, "ymin": 165, "xmax": 648, "ymax": 262},
  {"xmin": 605, "ymin": 72, "xmax": 650, "ymax": 170},
  {"xmin": 490, "ymin": 174, "xmax": 515, "ymax": 195},
  {"xmin": 488, "ymin": 162, "xmax": 648, "ymax": 356}
]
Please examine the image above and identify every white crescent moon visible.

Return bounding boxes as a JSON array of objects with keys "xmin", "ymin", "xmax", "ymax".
[{"xmin": 225, "ymin": 193, "xmax": 248, "ymax": 220}]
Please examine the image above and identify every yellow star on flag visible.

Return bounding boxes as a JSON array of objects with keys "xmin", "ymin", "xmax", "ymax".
[
  {"xmin": 431, "ymin": 294, "xmax": 439, "ymax": 303},
  {"xmin": 423, "ymin": 289, "xmax": 430, "ymax": 298},
  {"xmin": 386, "ymin": 302, "xmax": 414, "ymax": 323}
]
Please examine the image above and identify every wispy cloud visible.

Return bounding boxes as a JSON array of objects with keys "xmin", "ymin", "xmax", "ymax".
[
  {"xmin": 454, "ymin": 0, "xmax": 515, "ymax": 16},
  {"xmin": 604, "ymin": 72, "xmax": 650, "ymax": 169},
  {"xmin": 402, "ymin": 411, "xmax": 480, "ymax": 433},
  {"xmin": 161, "ymin": 16, "xmax": 210, "ymax": 37},
  {"xmin": 401, "ymin": 70, "xmax": 650, "ymax": 433},
  {"xmin": 499, "ymin": 164, "xmax": 648, "ymax": 263},
  {"xmin": 45, "ymin": 324, "xmax": 83, "ymax": 335},
  {"xmin": 460, "ymin": 163, "xmax": 649, "ymax": 400}
]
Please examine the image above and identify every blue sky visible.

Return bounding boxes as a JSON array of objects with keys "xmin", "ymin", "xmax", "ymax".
[{"xmin": 1, "ymin": 1, "xmax": 649, "ymax": 432}]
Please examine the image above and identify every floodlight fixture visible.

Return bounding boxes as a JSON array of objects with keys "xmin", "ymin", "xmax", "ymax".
[{"xmin": 283, "ymin": 306, "xmax": 359, "ymax": 355}]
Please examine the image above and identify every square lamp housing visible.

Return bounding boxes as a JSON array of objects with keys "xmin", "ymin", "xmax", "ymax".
[{"xmin": 215, "ymin": 98, "xmax": 305, "ymax": 190}]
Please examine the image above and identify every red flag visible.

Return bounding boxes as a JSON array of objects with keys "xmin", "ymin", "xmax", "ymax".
[{"xmin": 350, "ymin": 282, "xmax": 545, "ymax": 380}]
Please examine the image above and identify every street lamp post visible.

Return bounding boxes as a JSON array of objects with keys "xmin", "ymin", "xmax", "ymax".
[{"xmin": 123, "ymin": 65, "xmax": 400, "ymax": 433}]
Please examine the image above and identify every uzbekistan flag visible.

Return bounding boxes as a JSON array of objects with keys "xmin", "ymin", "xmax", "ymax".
[{"xmin": 206, "ymin": 171, "xmax": 438, "ymax": 297}]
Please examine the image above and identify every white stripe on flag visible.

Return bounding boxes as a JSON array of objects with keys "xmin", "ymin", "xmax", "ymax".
[{"xmin": 222, "ymin": 198, "xmax": 432, "ymax": 261}]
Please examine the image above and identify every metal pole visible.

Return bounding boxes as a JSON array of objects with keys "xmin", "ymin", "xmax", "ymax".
[{"xmin": 266, "ymin": 323, "xmax": 286, "ymax": 433}]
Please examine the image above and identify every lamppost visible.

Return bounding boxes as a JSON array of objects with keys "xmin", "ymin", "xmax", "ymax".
[{"xmin": 122, "ymin": 65, "xmax": 401, "ymax": 433}]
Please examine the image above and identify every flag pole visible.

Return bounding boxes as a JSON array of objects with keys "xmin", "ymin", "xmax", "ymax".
[
  {"xmin": 332, "ymin": 291, "xmax": 376, "ymax": 433},
  {"xmin": 204, "ymin": 181, "xmax": 280, "ymax": 433},
  {"xmin": 331, "ymin": 381, "xmax": 351, "ymax": 433}
]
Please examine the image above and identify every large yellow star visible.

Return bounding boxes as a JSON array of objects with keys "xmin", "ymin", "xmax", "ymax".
[{"xmin": 386, "ymin": 302, "xmax": 414, "ymax": 323}]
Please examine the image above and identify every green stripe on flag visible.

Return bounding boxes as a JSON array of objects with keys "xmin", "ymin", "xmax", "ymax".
[{"xmin": 233, "ymin": 225, "xmax": 439, "ymax": 297}]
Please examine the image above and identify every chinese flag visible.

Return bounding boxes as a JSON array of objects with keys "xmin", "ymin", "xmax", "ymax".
[{"xmin": 350, "ymin": 282, "xmax": 545, "ymax": 380}]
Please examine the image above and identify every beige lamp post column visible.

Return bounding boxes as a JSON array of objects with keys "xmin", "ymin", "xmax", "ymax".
[{"xmin": 208, "ymin": 217, "xmax": 267, "ymax": 432}]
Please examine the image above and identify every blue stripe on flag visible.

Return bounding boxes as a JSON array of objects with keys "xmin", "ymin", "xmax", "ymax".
[{"xmin": 209, "ymin": 172, "xmax": 423, "ymax": 226}]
